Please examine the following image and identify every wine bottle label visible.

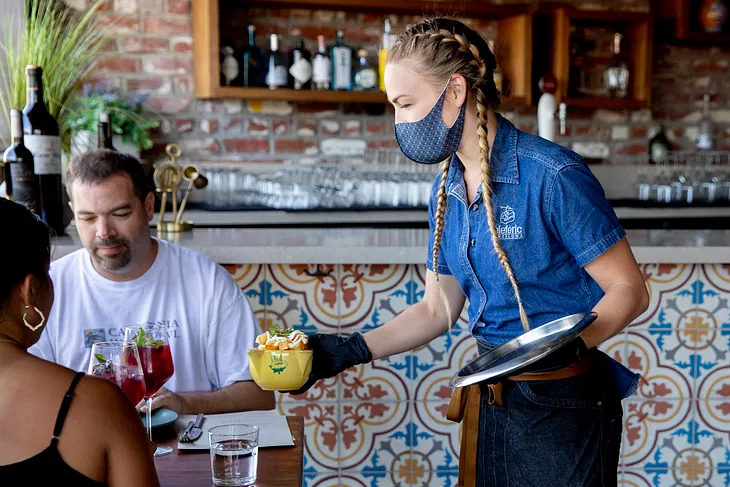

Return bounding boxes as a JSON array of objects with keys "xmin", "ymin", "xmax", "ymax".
[
  {"xmin": 9, "ymin": 163, "xmax": 39, "ymax": 208},
  {"xmin": 332, "ymin": 47, "xmax": 352, "ymax": 89},
  {"xmin": 25, "ymin": 135, "xmax": 61, "ymax": 175},
  {"xmin": 289, "ymin": 58, "xmax": 312, "ymax": 84},
  {"xmin": 355, "ymin": 69, "xmax": 377, "ymax": 90},
  {"xmin": 222, "ymin": 56, "xmax": 240, "ymax": 85},
  {"xmin": 697, "ymin": 133, "xmax": 713, "ymax": 150},
  {"xmin": 266, "ymin": 65, "xmax": 288, "ymax": 87},
  {"xmin": 312, "ymin": 56, "xmax": 331, "ymax": 83}
]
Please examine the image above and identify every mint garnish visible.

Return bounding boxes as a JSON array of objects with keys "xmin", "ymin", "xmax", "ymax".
[
  {"xmin": 133, "ymin": 327, "xmax": 164, "ymax": 348},
  {"xmin": 268, "ymin": 325, "xmax": 294, "ymax": 337},
  {"xmin": 94, "ymin": 353, "xmax": 106, "ymax": 362}
]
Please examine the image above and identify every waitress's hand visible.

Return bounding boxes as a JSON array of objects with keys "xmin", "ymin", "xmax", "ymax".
[{"xmin": 289, "ymin": 332, "xmax": 373, "ymax": 395}]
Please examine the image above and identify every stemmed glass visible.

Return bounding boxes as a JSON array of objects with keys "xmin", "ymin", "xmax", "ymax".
[
  {"xmin": 88, "ymin": 342, "xmax": 146, "ymax": 406},
  {"xmin": 124, "ymin": 325, "xmax": 175, "ymax": 457}
]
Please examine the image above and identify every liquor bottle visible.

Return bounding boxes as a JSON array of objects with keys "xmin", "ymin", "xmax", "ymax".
[
  {"xmin": 97, "ymin": 112, "xmax": 116, "ymax": 150},
  {"xmin": 604, "ymin": 33, "xmax": 629, "ymax": 99},
  {"xmin": 487, "ymin": 40, "xmax": 503, "ymax": 94},
  {"xmin": 353, "ymin": 49, "xmax": 377, "ymax": 91},
  {"xmin": 378, "ymin": 19, "xmax": 395, "ymax": 92},
  {"xmin": 22, "ymin": 65, "xmax": 64, "ymax": 235},
  {"xmin": 3, "ymin": 108, "xmax": 40, "ymax": 214},
  {"xmin": 288, "ymin": 38, "xmax": 312, "ymax": 90},
  {"xmin": 221, "ymin": 45, "xmax": 240, "ymax": 86},
  {"xmin": 265, "ymin": 34, "xmax": 287, "ymax": 90},
  {"xmin": 242, "ymin": 25, "xmax": 266, "ymax": 87},
  {"xmin": 331, "ymin": 31, "xmax": 352, "ymax": 91},
  {"xmin": 697, "ymin": 94, "xmax": 714, "ymax": 151},
  {"xmin": 648, "ymin": 125, "xmax": 671, "ymax": 164},
  {"xmin": 312, "ymin": 35, "xmax": 331, "ymax": 91}
]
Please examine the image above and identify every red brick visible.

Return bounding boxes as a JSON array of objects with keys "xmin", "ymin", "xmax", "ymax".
[
  {"xmin": 167, "ymin": 0, "xmax": 191, "ymax": 14},
  {"xmin": 140, "ymin": 0, "xmax": 163, "ymax": 13},
  {"xmin": 223, "ymin": 119, "xmax": 243, "ymax": 132},
  {"xmin": 96, "ymin": 15, "xmax": 140, "ymax": 33},
  {"xmin": 224, "ymin": 138, "xmax": 271, "ymax": 153},
  {"xmin": 174, "ymin": 76, "xmax": 193, "ymax": 94},
  {"xmin": 120, "ymin": 37, "xmax": 169, "ymax": 53},
  {"xmin": 365, "ymin": 121, "xmax": 386, "ymax": 136},
  {"xmin": 312, "ymin": 10, "xmax": 337, "ymax": 23},
  {"xmin": 293, "ymin": 26, "xmax": 337, "ymax": 41},
  {"xmin": 342, "ymin": 120, "xmax": 362, "ymax": 136},
  {"xmin": 297, "ymin": 103, "xmax": 338, "ymax": 116},
  {"xmin": 296, "ymin": 119, "xmax": 317, "ymax": 136},
  {"xmin": 180, "ymin": 138, "xmax": 221, "ymax": 155},
  {"xmin": 631, "ymin": 127, "xmax": 649, "ymax": 139},
  {"xmin": 290, "ymin": 9, "xmax": 312, "ymax": 21},
  {"xmin": 126, "ymin": 77, "xmax": 171, "ymax": 93},
  {"xmin": 319, "ymin": 120, "xmax": 340, "ymax": 136},
  {"xmin": 144, "ymin": 17, "xmax": 190, "ymax": 36},
  {"xmin": 143, "ymin": 57, "xmax": 192, "ymax": 75},
  {"xmin": 247, "ymin": 118, "xmax": 270, "ymax": 136},
  {"xmin": 99, "ymin": 39, "xmax": 118, "ymax": 52},
  {"xmin": 201, "ymin": 119, "xmax": 219, "ymax": 134},
  {"xmin": 272, "ymin": 119, "xmax": 293, "ymax": 135},
  {"xmin": 97, "ymin": 56, "xmax": 140, "ymax": 73},
  {"xmin": 171, "ymin": 37, "xmax": 193, "ymax": 53},
  {"xmin": 614, "ymin": 143, "xmax": 646, "ymax": 156},
  {"xmin": 176, "ymin": 119, "xmax": 194, "ymax": 133},
  {"xmin": 693, "ymin": 59, "xmax": 729, "ymax": 73},
  {"xmin": 367, "ymin": 140, "xmax": 399, "ymax": 150},
  {"xmin": 342, "ymin": 26, "xmax": 381, "ymax": 44},
  {"xmin": 147, "ymin": 96, "xmax": 192, "ymax": 114},
  {"xmin": 114, "ymin": 0, "xmax": 137, "ymax": 14},
  {"xmin": 274, "ymin": 139, "xmax": 318, "ymax": 154}
]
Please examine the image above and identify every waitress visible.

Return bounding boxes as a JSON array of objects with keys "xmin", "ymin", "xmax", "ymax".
[{"xmin": 294, "ymin": 18, "xmax": 649, "ymax": 486}]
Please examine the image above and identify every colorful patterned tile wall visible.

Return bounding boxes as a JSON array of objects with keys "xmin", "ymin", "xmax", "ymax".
[{"xmin": 225, "ymin": 263, "xmax": 730, "ymax": 487}]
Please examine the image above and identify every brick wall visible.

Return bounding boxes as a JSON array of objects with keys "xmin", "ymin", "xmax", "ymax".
[{"xmin": 67, "ymin": 0, "xmax": 729, "ymax": 165}]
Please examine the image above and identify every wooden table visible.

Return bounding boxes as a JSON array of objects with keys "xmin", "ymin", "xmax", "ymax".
[{"xmin": 154, "ymin": 416, "xmax": 304, "ymax": 486}]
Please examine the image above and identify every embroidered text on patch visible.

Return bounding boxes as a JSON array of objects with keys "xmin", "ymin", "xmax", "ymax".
[{"xmin": 497, "ymin": 205, "xmax": 524, "ymax": 240}]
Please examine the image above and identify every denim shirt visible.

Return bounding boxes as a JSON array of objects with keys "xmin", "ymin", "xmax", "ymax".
[{"xmin": 426, "ymin": 114, "xmax": 639, "ymax": 398}]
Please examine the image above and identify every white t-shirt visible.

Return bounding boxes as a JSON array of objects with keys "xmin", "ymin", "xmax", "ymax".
[{"xmin": 30, "ymin": 239, "xmax": 260, "ymax": 393}]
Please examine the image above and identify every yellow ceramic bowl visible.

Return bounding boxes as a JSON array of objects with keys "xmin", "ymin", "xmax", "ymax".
[{"xmin": 247, "ymin": 349, "xmax": 313, "ymax": 391}]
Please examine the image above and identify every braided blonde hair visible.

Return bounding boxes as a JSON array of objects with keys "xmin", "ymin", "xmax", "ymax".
[{"xmin": 388, "ymin": 18, "xmax": 529, "ymax": 332}]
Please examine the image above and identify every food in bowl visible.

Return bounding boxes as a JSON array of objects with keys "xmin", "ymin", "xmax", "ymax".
[{"xmin": 248, "ymin": 327, "xmax": 313, "ymax": 391}]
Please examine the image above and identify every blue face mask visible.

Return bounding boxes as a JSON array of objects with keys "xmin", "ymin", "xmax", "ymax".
[{"xmin": 394, "ymin": 81, "xmax": 466, "ymax": 165}]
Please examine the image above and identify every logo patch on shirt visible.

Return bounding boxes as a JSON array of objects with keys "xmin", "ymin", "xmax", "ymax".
[
  {"xmin": 84, "ymin": 328, "xmax": 106, "ymax": 348},
  {"xmin": 497, "ymin": 205, "xmax": 524, "ymax": 240}
]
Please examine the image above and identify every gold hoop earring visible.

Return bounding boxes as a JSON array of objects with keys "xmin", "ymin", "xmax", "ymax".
[{"xmin": 23, "ymin": 306, "xmax": 46, "ymax": 332}]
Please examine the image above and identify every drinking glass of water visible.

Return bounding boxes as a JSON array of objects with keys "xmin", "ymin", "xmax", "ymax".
[{"xmin": 209, "ymin": 424, "xmax": 259, "ymax": 487}]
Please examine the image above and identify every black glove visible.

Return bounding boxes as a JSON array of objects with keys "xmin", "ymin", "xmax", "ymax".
[{"xmin": 290, "ymin": 332, "xmax": 373, "ymax": 395}]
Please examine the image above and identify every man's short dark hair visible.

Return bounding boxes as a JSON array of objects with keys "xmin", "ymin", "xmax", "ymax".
[{"xmin": 67, "ymin": 149, "xmax": 150, "ymax": 202}]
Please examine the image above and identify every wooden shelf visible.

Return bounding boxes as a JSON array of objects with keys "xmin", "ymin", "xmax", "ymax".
[
  {"xmin": 551, "ymin": 7, "xmax": 653, "ymax": 109},
  {"xmin": 563, "ymin": 97, "xmax": 648, "ymax": 110},
  {"xmin": 194, "ymin": 0, "xmax": 533, "ymax": 104},
  {"xmin": 234, "ymin": 0, "xmax": 531, "ymax": 18},
  {"xmin": 217, "ymin": 86, "xmax": 387, "ymax": 103}
]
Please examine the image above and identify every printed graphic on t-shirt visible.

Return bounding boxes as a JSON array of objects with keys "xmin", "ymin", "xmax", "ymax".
[
  {"xmin": 497, "ymin": 205, "xmax": 524, "ymax": 240},
  {"xmin": 82, "ymin": 319, "xmax": 182, "ymax": 348}
]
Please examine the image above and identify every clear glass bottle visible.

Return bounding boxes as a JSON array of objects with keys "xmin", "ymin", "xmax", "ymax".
[
  {"xmin": 697, "ymin": 94, "xmax": 714, "ymax": 151},
  {"xmin": 312, "ymin": 35, "xmax": 331, "ymax": 91},
  {"xmin": 265, "ymin": 34, "xmax": 288, "ymax": 90},
  {"xmin": 604, "ymin": 32, "xmax": 629, "ymax": 99},
  {"xmin": 353, "ymin": 49, "xmax": 377, "ymax": 91},
  {"xmin": 648, "ymin": 124, "xmax": 670, "ymax": 164},
  {"xmin": 220, "ymin": 45, "xmax": 239, "ymax": 86},
  {"xmin": 331, "ymin": 31, "xmax": 352, "ymax": 91}
]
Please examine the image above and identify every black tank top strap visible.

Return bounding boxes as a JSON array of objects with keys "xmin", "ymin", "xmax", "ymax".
[{"xmin": 51, "ymin": 371, "xmax": 86, "ymax": 444}]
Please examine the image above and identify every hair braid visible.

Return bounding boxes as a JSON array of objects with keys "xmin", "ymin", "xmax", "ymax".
[{"xmin": 431, "ymin": 158, "xmax": 453, "ymax": 329}]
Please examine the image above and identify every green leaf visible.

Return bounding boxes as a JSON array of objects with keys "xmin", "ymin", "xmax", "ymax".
[{"xmin": 94, "ymin": 353, "xmax": 106, "ymax": 362}]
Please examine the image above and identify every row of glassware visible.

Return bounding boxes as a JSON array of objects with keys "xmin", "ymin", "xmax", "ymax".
[{"xmin": 636, "ymin": 152, "xmax": 730, "ymax": 204}]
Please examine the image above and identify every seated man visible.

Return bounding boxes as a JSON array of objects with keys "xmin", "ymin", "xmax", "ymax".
[{"xmin": 30, "ymin": 150, "xmax": 274, "ymax": 414}]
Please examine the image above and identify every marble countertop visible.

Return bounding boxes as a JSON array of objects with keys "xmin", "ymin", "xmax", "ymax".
[{"xmin": 53, "ymin": 227, "xmax": 730, "ymax": 264}]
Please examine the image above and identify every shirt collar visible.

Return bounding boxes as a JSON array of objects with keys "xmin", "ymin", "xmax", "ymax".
[{"xmin": 446, "ymin": 113, "xmax": 520, "ymax": 197}]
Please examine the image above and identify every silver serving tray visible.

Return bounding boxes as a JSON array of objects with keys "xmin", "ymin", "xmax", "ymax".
[{"xmin": 449, "ymin": 312, "xmax": 598, "ymax": 388}]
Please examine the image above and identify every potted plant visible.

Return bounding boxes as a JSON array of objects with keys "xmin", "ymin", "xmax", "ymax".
[
  {"xmin": 61, "ymin": 84, "xmax": 160, "ymax": 158},
  {"xmin": 0, "ymin": 0, "xmax": 110, "ymax": 147}
]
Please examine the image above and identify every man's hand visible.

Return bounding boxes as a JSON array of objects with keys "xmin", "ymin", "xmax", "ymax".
[{"xmin": 137, "ymin": 387, "xmax": 188, "ymax": 414}]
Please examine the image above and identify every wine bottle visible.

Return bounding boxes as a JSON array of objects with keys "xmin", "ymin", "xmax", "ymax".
[
  {"xmin": 265, "ymin": 34, "xmax": 288, "ymax": 90},
  {"xmin": 648, "ymin": 124, "xmax": 671, "ymax": 164},
  {"xmin": 22, "ymin": 65, "xmax": 64, "ymax": 235},
  {"xmin": 242, "ymin": 25, "xmax": 266, "ymax": 87},
  {"xmin": 3, "ymin": 108, "xmax": 40, "ymax": 214},
  {"xmin": 331, "ymin": 31, "xmax": 352, "ymax": 91},
  {"xmin": 312, "ymin": 35, "xmax": 331, "ymax": 91},
  {"xmin": 97, "ymin": 112, "xmax": 116, "ymax": 150},
  {"xmin": 288, "ymin": 38, "xmax": 312, "ymax": 90}
]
